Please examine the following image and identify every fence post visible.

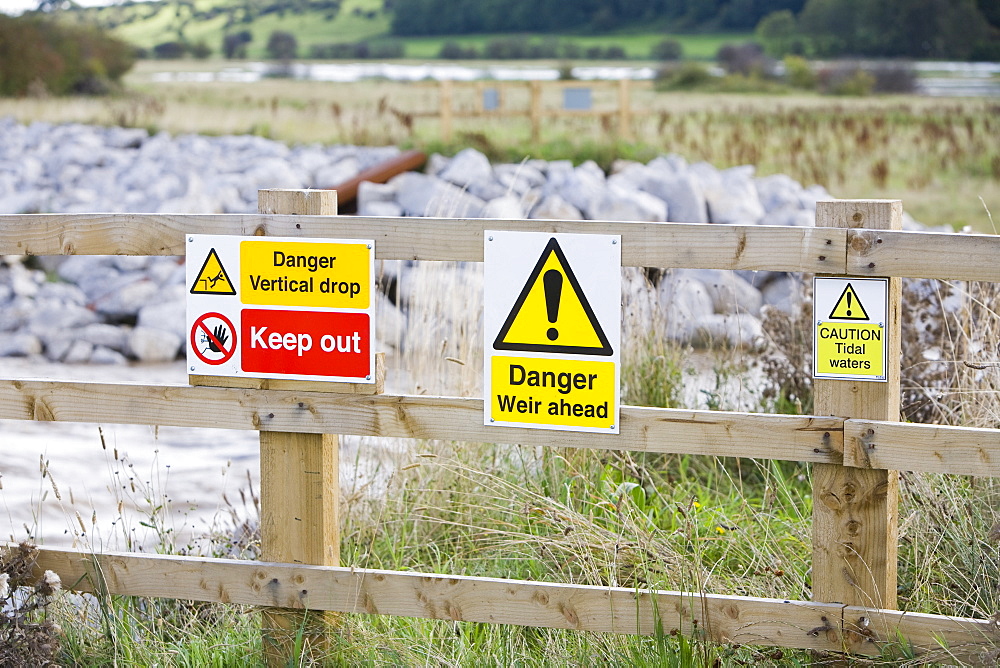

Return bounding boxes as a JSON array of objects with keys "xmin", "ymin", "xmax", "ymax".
[
  {"xmin": 617, "ymin": 78, "xmax": 632, "ymax": 141},
  {"xmin": 257, "ymin": 188, "xmax": 341, "ymax": 665},
  {"xmin": 440, "ymin": 79, "xmax": 453, "ymax": 143},
  {"xmin": 812, "ymin": 199, "xmax": 902, "ymax": 611},
  {"xmin": 530, "ymin": 80, "xmax": 542, "ymax": 143}
]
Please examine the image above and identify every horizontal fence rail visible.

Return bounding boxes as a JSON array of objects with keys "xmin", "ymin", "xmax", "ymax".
[
  {"xmin": 28, "ymin": 545, "xmax": 1000, "ymax": 662},
  {"xmin": 845, "ymin": 420, "xmax": 1000, "ymax": 476},
  {"xmin": 0, "ymin": 212, "xmax": 996, "ymax": 280},
  {"xmin": 0, "ymin": 380, "xmax": 843, "ymax": 465}
]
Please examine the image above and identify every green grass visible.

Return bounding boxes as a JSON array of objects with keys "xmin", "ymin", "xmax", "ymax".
[{"xmin": 397, "ymin": 31, "xmax": 745, "ymax": 60}]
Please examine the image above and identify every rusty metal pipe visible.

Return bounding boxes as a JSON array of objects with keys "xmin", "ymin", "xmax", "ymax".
[{"xmin": 323, "ymin": 149, "xmax": 426, "ymax": 211}]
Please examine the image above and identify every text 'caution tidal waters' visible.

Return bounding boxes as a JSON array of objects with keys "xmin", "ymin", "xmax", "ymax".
[{"xmin": 813, "ymin": 277, "xmax": 888, "ymax": 382}]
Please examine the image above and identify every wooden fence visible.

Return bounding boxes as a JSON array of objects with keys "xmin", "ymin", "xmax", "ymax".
[
  {"xmin": 437, "ymin": 79, "xmax": 635, "ymax": 142},
  {"xmin": 1, "ymin": 195, "xmax": 1000, "ymax": 664}
]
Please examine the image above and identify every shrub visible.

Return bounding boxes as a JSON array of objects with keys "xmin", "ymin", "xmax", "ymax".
[
  {"xmin": 818, "ymin": 64, "xmax": 875, "ymax": 96},
  {"xmin": 717, "ymin": 42, "xmax": 774, "ymax": 76},
  {"xmin": 870, "ymin": 62, "xmax": 917, "ymax": 94},
  {"xmin": 783, "ymin": 55, "xmax": 816, "ymax": 89},
  {"xmin": 0, "ymin": 15, "xmax": 134, "ymax": 97},
  {"xmin": 152, "ymin": 41, "xmax": 186, "ymax": 59},
  {"xmin": 189, "ymin": 40, "xmax": 213, "ymax": 60},
  {"xmin": 222, "ymin": 31, "xmax": 252, "ymax": 59},
  {"xmin": 266, "ymin": 30, "xmax": 298, "ymax": 61},
  {"xmin": 654, "ymin": 62, "xmax": 714, "ymax": 91},
  {"xmin": 439, "ymin": 41, "xmax": 475, "ymax": 59},
  {"xmin": 651, "ymin": 39, "xmax": 683, "ymax": 61}
]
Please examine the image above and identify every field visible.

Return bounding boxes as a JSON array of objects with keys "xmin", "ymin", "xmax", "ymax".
[
  {"xmin": 66, "ymin": 0, "xmax": 747, "ymax": 60},
  {"xmin": 0, "ymin": 61, "xmax": 996, "ymax": 232}
]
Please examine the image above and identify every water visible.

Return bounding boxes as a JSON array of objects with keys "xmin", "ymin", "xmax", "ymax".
[
  {"xmin": 149, "ymin": 60, "xmax": 1000, "ymax": 97},
  {"xmin": 0, "ymin": 358, "xmax": 402, "ymax": 551}
]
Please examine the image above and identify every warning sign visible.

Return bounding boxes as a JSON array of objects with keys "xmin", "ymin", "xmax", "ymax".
[
  {"xmin": 190, "ymin": 249, "xmax": 236, "ymax": 295},
  {"xmin": 494, "ymin": 237, "xmax": 612, "ymax": 356},
  {"xmin": 191, "ymin": 312, "xmax": 237, "ymax": 365},
  {"xmin": 485, "ymin": 232, "xmax": 620, "ymax": 433},
  {"xmin": 240, "ymin": 240, "xmax": 371, "ymax": 309},
  {"xmin": 186, "ymin": 234, "xmax": 375, "ymax": 383},
  {"xmin": 828, "ymin": 283, "xmax": 869, "ymax": 320},
  {"xmin": 813, "ymin": 277, "xmax": 888, "ymax": 382},
  {"xmin": 491, "ymin": 356, "xmax": 615, "ymax": 429}
]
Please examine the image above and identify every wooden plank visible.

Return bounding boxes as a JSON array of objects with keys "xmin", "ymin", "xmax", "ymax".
[
  {"xmin": 30, "ymin": 546, "xmax": 846, "ymax": 653},
  {"xmin": 842, "ymin": 606, "xmax": 1000, "ymax": 661},
  {"xmin": 846, "ymin": 228, "xmax": 1000, "ymax": 281},
  {"xmin": 0, "ymin": 380, "xmax": 843, "ymax": 464},
  {"xmin": 190, "ymin": 352, "xmax": 386, "ymax": 395},
  {"xmin": 845, "ymin": 420, "xmax": 1000, "ymax": 476},
  {"xmin": 0, "ymin": 214, "xmax": 846, "ymax": 273},
  {"xmin": 812, "ymin": 200, "xmax": 901, "ymax": 610},
  {"xmin": 618, "ymin": 78, "xmax": 633, "ymax": 141},
  {"xmin": 253, "ymin": 188, "xmax": 341, "ymax": 664}
]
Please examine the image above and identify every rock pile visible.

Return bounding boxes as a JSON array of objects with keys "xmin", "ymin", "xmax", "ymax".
[{"xmin": 0, "ymin": 124, "xmax": 936, "ymax": 364}]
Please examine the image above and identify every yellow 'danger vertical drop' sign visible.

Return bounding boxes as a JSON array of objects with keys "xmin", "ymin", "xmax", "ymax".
[
  {"xmin": 485, "ymin": 232, "xmax": 621, "ymax": 433},
  {"xmin": 813, "ymin": 277, "xmax": 889, "ymax": 381}
]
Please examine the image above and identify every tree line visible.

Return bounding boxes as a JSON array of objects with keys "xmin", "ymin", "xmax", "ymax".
[{"xmin": 390, "ymin": 0, "xmax": 807, "ymax": 35}]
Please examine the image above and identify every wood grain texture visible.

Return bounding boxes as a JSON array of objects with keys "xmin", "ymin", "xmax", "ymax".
[
  {"xmin": 845, "ymin": 420, "xmax": 1000, "ymax": 476},
  {"xmin": 846, "ymin": 228, "xmax": 1000, "ymax": 281},
  {"xmin": 29, "ymin": 545, "xmax": 845, "ymax": 653},
  {"xmin": 842, "ymin": 605, "xmax": 1000, "ymax": 662},
  {"xmin": 258, "ymin": 189, "xmax": 337, "ymax": 215},
  {"xmin": 0, "ymin": 380, "xmax": 842, "ymax": 463},
  {"xmin": 189, "ymin": 353, "xmax": 386, "ymax": 395},
  {"xmin": 254, "ymin": 187, "xmax": 340, "ymax": 664},
  {"xmin": 0, "ymin": 214, "xmax": 845, "ymax": 272},
  {"xmin": 812, "ymin": 200, "xmax": 901, "ymax": 610},
  {"xmin": 25, "ymin": 545, "xmax": 1000, "ymax": 658}
]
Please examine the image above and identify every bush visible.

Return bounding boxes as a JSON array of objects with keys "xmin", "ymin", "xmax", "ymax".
[
  {"xmin": 818, "ymin": 64, "xmax": 875, "ymax": 96},
  {"xmin": 189, "ymin": 40, "xmax": 212, "ymax": 59},
  {"xmin": 717, "ymin": 42, "xmax": 774, "ymax": 76},
  {"xmin": 438, "ymin": 41, "xmax": 478, "ymax": 59},
  {"xmin": 0, "ymin": 15, "xmax": 134, "ymax": 97},
  {"xmin": 267, "ymin": 30, "xmax": 298, "ymax": 61},
  {"xmin": 152, "ymin": 41, "xmax": 186, "ymax": 59},
  {"xmin": 222, "ymin": 31, "xmax": 252, "ymax": 59},
  {"xmin": 651, "ymin": 39, "xmax": 683, "ymax": 61},
  {"xmin": 783, "ymin": 55, "xmax": 816, "ymax": 89},
  {"xmin": 869, "ymin": 62, "xmax": 917, "ymax": 93},
  {"xmin": 654, "ymin": 62, "xmax": 714, "ymax": 91}
]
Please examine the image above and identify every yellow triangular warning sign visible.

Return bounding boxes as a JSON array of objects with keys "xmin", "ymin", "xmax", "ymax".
[
  {"xmin": 829, "ymin": 283, "xmax": 869, "ymax": 320},
  {"xmin": 190, "ymin": 248, "xmax": 236, "ymax": 295},
  {"xmin": 494, "ymin": 238, "xmax": 612, "ymax": 355}
]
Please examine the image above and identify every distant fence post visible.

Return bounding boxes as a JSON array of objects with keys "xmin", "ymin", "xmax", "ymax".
[
  {"xmin": 617, "ymin": 78, "xmax": 632, "ymax": 141},
  {"xmin": 440, "ymin": 79, "xmax": 454, "ymax": 143},
  {"xmin": 812, "ymin": 199, "xmax": 902, "ymax": 612},
  {"xmin": 256, "ymin": 189, "xmax": 341, "ymax": 665},
  {"xmin": 530, "ymin": 80, "xmax": 542, "ymax": 143}
]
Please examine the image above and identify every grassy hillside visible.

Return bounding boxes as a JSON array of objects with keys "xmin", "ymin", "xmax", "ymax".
[{"xmin": 62, "ymin": 0, "xmax": 746, "ymax": 60}]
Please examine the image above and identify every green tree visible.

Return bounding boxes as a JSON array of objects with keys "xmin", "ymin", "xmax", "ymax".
[
  {"xmin": 267, "ymin": 30, "xmax": 298, "ymax": 60},
  {"xmin": 755, "ymin": 10, "xmax": 804, "ymax": 56}
]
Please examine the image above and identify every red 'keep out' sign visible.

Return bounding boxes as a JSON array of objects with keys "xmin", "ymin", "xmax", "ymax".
[{"xmin": 241, "ymin": 309, "xmax": 370, "ymax": 379}]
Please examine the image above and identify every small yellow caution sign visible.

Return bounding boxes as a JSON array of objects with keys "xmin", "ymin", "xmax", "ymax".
[
  {"xmin": 190, "ymin": 248, "xmax": 236, "ymax": 295},
  {"xmin": 494, "ymin": 237, "xmax": 612, "ymax": 356},
  {"xmin": 813, "ymin": 277, "xmax": 888, "ymax": 382},
  {"xmin": 828, "ymin": 283, "xmax": 869, "ymax": 320}
]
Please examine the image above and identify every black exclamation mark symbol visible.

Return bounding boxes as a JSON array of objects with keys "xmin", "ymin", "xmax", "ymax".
[
  {"xmin": 544, "ymin": 269, "xmax": 562, "ymax": 341},
  {"xmin": 846, "ymin": 291, "xmax": 852, "ymax": 317}
]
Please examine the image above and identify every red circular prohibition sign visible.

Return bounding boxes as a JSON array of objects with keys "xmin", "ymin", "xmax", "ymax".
[{"xmin": 191, "ymin": 312, "xmax": 237, "ymax": 366}]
